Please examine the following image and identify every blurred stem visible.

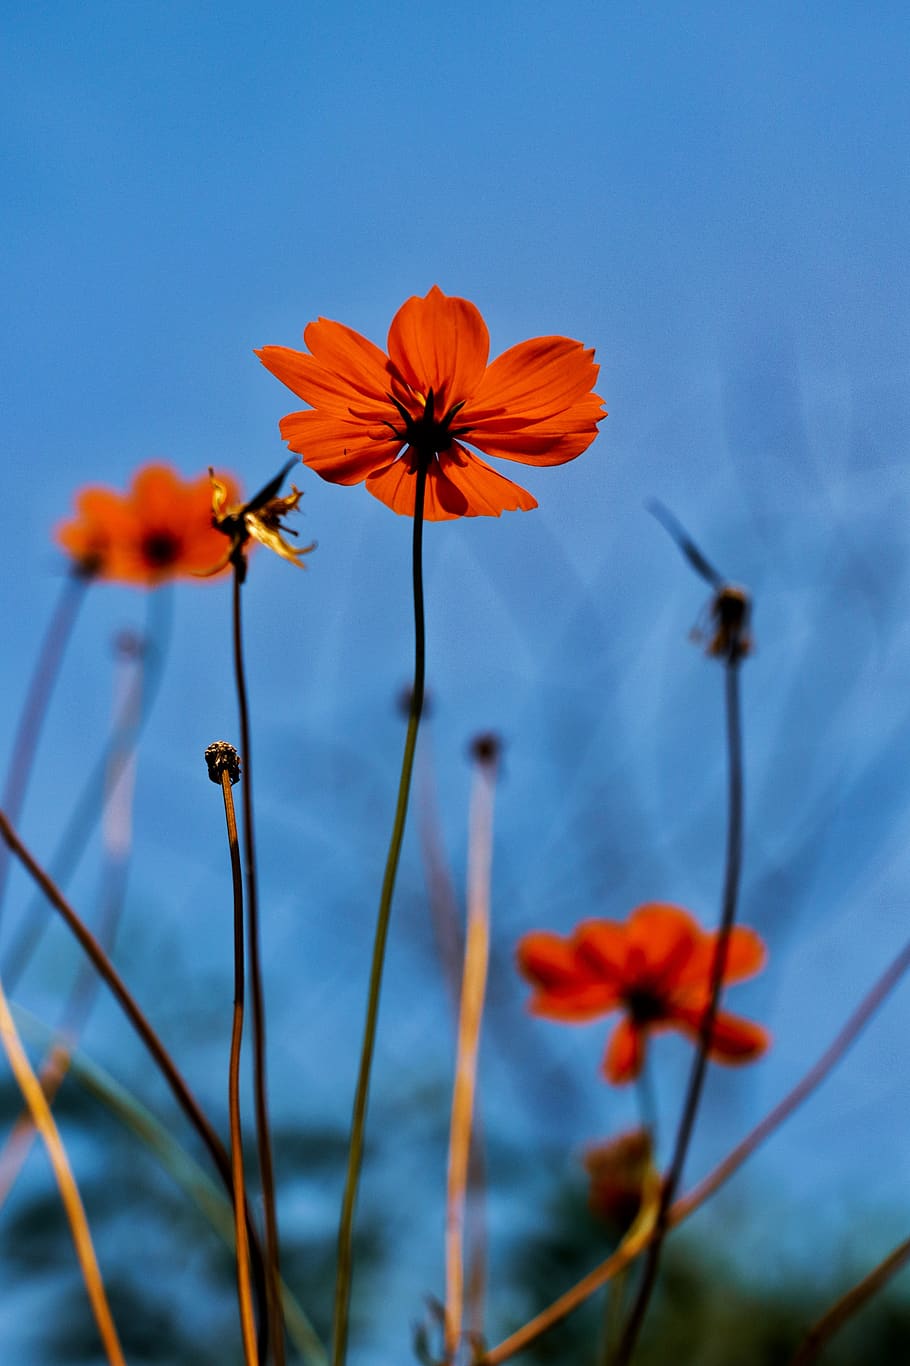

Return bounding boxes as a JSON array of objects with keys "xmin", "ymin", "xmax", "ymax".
[
  {"xmin": 0, "ymin": 972, "xmax": 126, "ymax": 1366},
  {"xmin": 0, "ymin": 571, "xmax": 87, "ymax": 923},
  {"xmin": 481, "ymin": 942, "xmax": 910, "ymax": 1366},
  {"xmin": 445, "ymin": 747, "xmax": 497, "ymax": 1357},
  {"xmin": 611, "ymin": 659, "xmax": 744, "ymax": 1365},
  {"xmin": 0, "ymin": 805, "xmax": 269, "ymax": 1356},
  {"xmin": 232, "ymin": 560, "xmax": 284, "ymax": 1366},
  {"xmin": 216, "ymin": 762, "xmax": 259, "ymax": 1366},
  {"xmin": 13, "ymin": 1001, "xmax": 327, "ymax": 1366},
  {"xmin": 0, "ymin": 633, "xmax": 145, "ymax": 1209},
  {"xmin": 634, "ymin": 1058, "xmax": 658, "ymax": 1148},
  {"xmin": 3, "ymin": 584, "xmax": 173, "ymax": 992},
  {"xmin": 789, "ymin": 1234, "xmax": 910, "ymax": 1365},
  {"xmin": 332, "ymin": 460, "xmax": 428, "ymax": 1366}
]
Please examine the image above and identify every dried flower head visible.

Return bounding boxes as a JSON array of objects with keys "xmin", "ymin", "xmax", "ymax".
[{"xmin": 208, "ymin": 462, "xmax": 316, "ymax": 579}]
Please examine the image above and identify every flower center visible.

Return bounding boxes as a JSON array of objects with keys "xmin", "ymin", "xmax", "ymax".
[
  {"xmin": 141, "ymin": 529, "xmax": 181, "ymax": 569},
  {"xmin": 386, "ymin": 388, "xmax": 467, "ymax": 459},
  {"xmin": 623, "ymin": 987, "xmax": 667, "ymax": 1024}
]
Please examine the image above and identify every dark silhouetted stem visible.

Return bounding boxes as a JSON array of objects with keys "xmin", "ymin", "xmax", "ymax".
[
  {"xmin": 232, "ymin": 565, "xmax": 284, "ymax": 1366},
  {"xmin": 332, "ymin": 461, "xmax": 428, "ymax": 1366},
  {"xmin": 612, "ymin": 660, "xmax": 744, "ymax": 1366}
]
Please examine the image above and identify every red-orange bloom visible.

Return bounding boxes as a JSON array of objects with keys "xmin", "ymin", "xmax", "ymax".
[
  {"xmin": 256, "ymin": 285, "xmax": 606, "ymax": 520},
  {"xmin": 517, "ymin": 903, "xmax": 769, "ymax": 1085},
  {"xmin": 56, "ymin": 464, "xmax": 241, "ymax": 585}
]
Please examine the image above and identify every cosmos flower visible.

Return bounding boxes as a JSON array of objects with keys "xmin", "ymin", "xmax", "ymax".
[
  {"xmin": 256, "ymin": 285, "xmax": 606, "ymax": 520},
  {"xmin": 516, "ymin": 903, "xmax": 769, "ymax": 1084},
  {"xmin": 56, "ymin": 464, "xmax": 240, "ymax": 585}
]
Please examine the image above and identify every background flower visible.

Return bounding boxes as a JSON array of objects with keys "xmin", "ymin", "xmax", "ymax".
[
  {"xmin": 517, "ymin": 903, "xmax": 769, "ymax": 1084},
  {"xmin": 56, "ymin": 465, "xmax": 240, "ymax": 585}
]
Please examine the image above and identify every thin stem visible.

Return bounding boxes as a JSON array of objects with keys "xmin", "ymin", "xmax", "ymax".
[
  {"xmin": 3, "ymin": 584, "xmax": 173, "ymax": 992},
  {"xmin": 789, "ymin": 1234, "xmax": 910, "ymax": 1366},
  {"xmin": 14, "ymin": 1000, "xmax": 328, "ymax": 1366},
  {"xmin": 0, "ymin": 572, "xmax": 87, "ymax": 922},
  {"xmin": 611, "ymin": 660, "xmax": 744, "ymax": 1365},
  {"xmin": 0, "ymin": 972, "xmax": 126, "ymax": 1366},
  {"xmin": 634, "ymin": 1058, "xmax": 658, "ymax": 1148},
  {"xmin": 232, "ymin": 563, "xmax": 284, "ymax": 1366},
  {"xmin": 0, "ymin": 805, "xmax": 269, "ymax": 1356},
  {"xmin": 332, "ymin": 461, "xmax": 428, "ymax": 1366},
  {"xmin": 0, "ymin": 634, "xmax": 144, "ymax": 1209},
  {"xmin": 480, "ymin": 936, "xmax": 910, "ymax": 1366},
  {"xmin": 445, "ymin": 750, "xmax": 497, "ymax": 1357},
  {"xmin": 220, "ymin": 765, "xmax": 260, "ymax": 1366}
]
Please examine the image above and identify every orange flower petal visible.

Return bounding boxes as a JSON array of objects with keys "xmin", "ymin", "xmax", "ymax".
[
  {"xmin": 516, "ymin": 930, "xmax": 619, "ymax": 1021},
  {"xmin": 463, "ymin": 337, "xmax": 605, "ymax": 466},
  {"xmin": 572, "ymin": 920, "xmax": 627, "ymax": 978},
  {"xmin": 603, "ymin": 1018, "xmax": 646, "ymax": 1084},
  {"xmin": 387, "ymin": 286, "xmax": 490, "ymax": 415},
  {"xmin": 676, "ymin": 925, "xmax": 768, "ymax": 991},
  {"xmin": 673, "ymin": 1003, "xmax": 770, "ymax": 1063},
  {"xmin": 624, "ymin": 904, "xmax": 700, "ymax": 987},
  {"xmin": 257, "ymin": 319, "xmax": 393, "ymax": 414},
  {"xmin": 365, "ymin": 445, "xmax": 537, "ymax": 520},
  {"xmin": 278, "ymin": 409, "xmax": 402, "ymax": 484}
]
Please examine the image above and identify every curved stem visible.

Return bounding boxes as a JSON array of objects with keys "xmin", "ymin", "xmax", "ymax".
[
  {"xmin": 332, "ymin": 462, "xmax": 428, "ymax": 1366},
  {"xmin": 611, "ymin": 660, "xmax": 744, "ymax": 1364},
  {"xmin": 0, "ymin": 634, "xmax": 145, "ymax": 1210},
  {"xmin": 0, "ymin": 806, "xmax": 269, "ymax": 1355},
  {"xmin": 215, "ymin": 764, "xmax": 259, "ymax": 1366},
  {"xmin": 0, "ymin": 572, "xmax": 87, "ymax": 923},
  {"xmin": 789, "ymin": 1234, "xmax": 910, "ymax": 1365},
  {"xmin": 3, "ymin": 584, "xmax": 173, "ymax": 992},
  {"xmin": 232, "ymin": 564, "xmax": 284, "ymax": 1366},
  {"xmin": 0, "ymin": 972, "xmax": 126, "ymax": 1366}
]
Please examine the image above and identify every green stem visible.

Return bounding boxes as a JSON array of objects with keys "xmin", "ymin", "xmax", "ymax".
[
  {"xmin": 332, "ymin": 461, "xmax": 428, "ymax": 1366},
  {"xmin": 232, "ymin": 563, "xmax": 284, "ymax": 1366}
]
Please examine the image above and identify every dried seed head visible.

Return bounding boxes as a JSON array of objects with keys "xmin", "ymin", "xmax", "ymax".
[
  {"xmin": 469, "ymin": 732, "xmax": 502, "ymax": 766},
  {"xmin": 204, "ymin": 741, "xmax": 241, "ymax": 786}
]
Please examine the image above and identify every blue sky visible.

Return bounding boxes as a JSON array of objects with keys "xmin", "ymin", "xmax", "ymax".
[{"xmin": 3, "ymin": 1, "xmax": 910, "ymax": 1359}]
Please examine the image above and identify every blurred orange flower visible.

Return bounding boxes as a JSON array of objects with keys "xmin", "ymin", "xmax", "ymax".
[
  {"xmin": 256, "ymin": 285, "xmax": 606, "ymax": 520},
  {"xmin": 56, "ymin": 464, "xmax": 240, "ymax": 585},
  {"xmin": 517, "ymin": 903, "xmax": 769, "ymax": 1085}
]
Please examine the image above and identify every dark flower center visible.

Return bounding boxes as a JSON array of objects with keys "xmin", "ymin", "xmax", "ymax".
[
  {"xmin": 623, "ymin": 987, "xmax": 667, "ymax": 1024},
  {"xmin": 141, "ymin": 530, "xmax": 181, "ymax": 568},
  {"xmin": 386, "ymin": 388, "xmax": 467, "ymax": 458}
]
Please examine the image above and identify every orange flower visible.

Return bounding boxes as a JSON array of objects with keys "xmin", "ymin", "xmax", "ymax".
[
  {"xmin": 517, "ymin": 903, "xmax": 769, "ymax": 1085},
  {"xmin": 56, "ymin": 464, "xmax": 240, "ymax": 585},
  {"xmin": 256, "ymin": 285, "xmax": 606, "ymax": 520}
]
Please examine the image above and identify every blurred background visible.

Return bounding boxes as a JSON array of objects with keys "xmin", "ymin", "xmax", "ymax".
[{"xmin": 2, "ymin": 1, "xmax": 910, "ymax": 1360}]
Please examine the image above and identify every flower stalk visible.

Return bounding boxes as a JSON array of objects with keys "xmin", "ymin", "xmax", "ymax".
[
  {"xmin": 444, "ymin": 737, "xmax": 499, "ymax": 1357},
  {"xmin": 0, "ymin": 571, "xmax": 87, "ymax": 923},
  {"xmin": 332, "ymin": 459, "xmax": 429, "ymax": 1366},
  {"xmin": 231, "ymin": 565, "xmax": 285, "ymax": 1366},
  {"xmin": 206, "ymin": 741, "xmax": 259, "ymax": 1366}
]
